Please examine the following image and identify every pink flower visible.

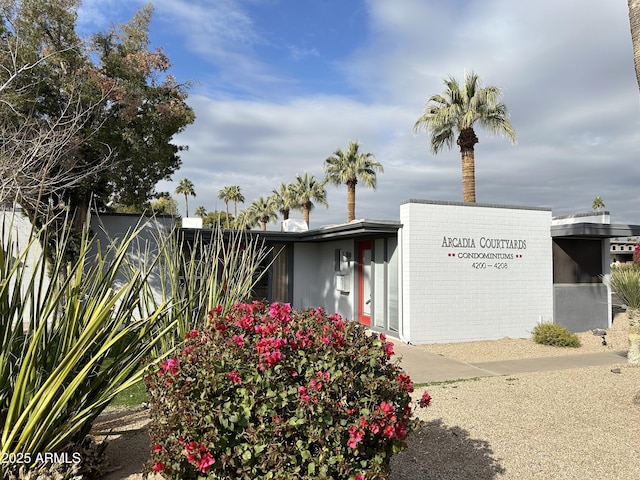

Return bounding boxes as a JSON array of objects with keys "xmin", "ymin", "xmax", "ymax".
[
  {"xmin": 395, "ymin": 372, "xmax": 414, "ymax": 393},
  {"xmin": 354, "ymin": 475, "xmax": 365, "ymax": 480},
  {"xmin": 348, "ymin": 425, "xmax": 364, "ymax": 448},
  {"xmin": 185, "ymin": 329, "xmax": 199, "ymax": 339},
  {"xmin": 232, "ymin": 334, "xmax": 245, "ymax": 347},
  {"xmin": 383, "ymin": 341, "xmax": 394, "ymax": 358},
  {"xmin": 268, "ymin": 302, "xmax": 292, "ymax": 322},
  {"xmin": 309, "ymin": 379, "xmax": 322, "ymax": 391},
  {"xmin": 185, "ymin": 441, "xmax": 199, "ymax": 453},
  {"xmin": 161, "ymin": 358, "xmax": 178, "ymax": 375},
  {"xmin": 196, "ymin": 452, "xmax": 215, "ymax": 473},
  {"xmin": 226, "ymin": 371, "xmax": 242, "ymax": 384},
  {"xmin": 152, "ymin": 462, "xmax": 165, "ymax": 472},
  {"xmin": 152, "ymin": 443, "xmax": 162, "ymax": 453},
  {"xmin": 236, "ymin": 313, "xmax": 254, "ymax": 330},
  {"xmin": 379, "ymin": 401, "xmax": 394, "ymax": 416},
  {"xmin": 383, "ymin": 424, "xmax": 396, "ymax": 439},
  {"xmin": 419, "ymin": 391, "xmax": 432, "ymax": 408},
  {"xmin": 298, "ymin": 386, "xmax": 310, "ymax": 402}
]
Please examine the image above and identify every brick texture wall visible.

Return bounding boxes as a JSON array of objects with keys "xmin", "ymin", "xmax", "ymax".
[{"xmin": 400, "ymin": 201, "xmax": 553, "ymax": 343}]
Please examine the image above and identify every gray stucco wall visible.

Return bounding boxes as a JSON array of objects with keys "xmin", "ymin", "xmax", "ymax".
[
  {"xmin": 292, "ymin": 239, "xmax": 355, "ymax": 320},
  {"xmin": 89, "ymin": 213, "xmax": 176, "ymax": 306},
  {"xmin": 553, "ymin": 284, "xmax": 610, "ymax": 332}
]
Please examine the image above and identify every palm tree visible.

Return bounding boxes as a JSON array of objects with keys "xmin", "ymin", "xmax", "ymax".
[
  {"xmin": 250, "ymin": 196, "xmax": 278, "ymax": 231},
  {"xmin": 229, "ymin": 185, "xmax": 245, "ymax": 218},
  {"xmin": 175, "ymin": 178, "xmax": 196, "ymax": 217},
  {"xmin": 292, "ymin": 173, "xmax": 328, "ymax": 227},
  {"xmin": 324, "ymin": 140, "xmax": 383, "ymax": 222},
  {"xmin": 629, "ymin": 0, "xmax": 640, "ymax": 90},
  {"xmin": 234, "ymin": 208, "xmax": 259, "ymax": 230},
  {"xmin": 218, "ymin": 186, "xmax": 234, "ymax": 227},
  {"xmin": 194, "ymin": 205, "xmax": 207, "ymax": 218},
  {"xmin": 592, "ymin": 197, "xmax": 605, "ymax": 211},
  {"xmin": 413, "ymin": 71, "xmax": 516, "ymax": 203},
  {"xmin": 271, "ymin": 182, "xmax": 298, "ymax": 222}
]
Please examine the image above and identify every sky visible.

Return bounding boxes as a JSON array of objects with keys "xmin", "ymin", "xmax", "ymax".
[{"xmin": 77, "ymin": 0, "xmax": 640, "ymax": 230}]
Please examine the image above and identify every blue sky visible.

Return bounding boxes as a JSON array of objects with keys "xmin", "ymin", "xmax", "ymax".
[{"xmin": 78, "ymin": 0, "xmax": 640, "ymax": 229}]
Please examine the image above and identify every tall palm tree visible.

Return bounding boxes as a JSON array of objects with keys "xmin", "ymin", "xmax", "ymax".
[
  {"xmin": 323, "ymin": 140, "xmax": 383, "ymax": 222},
  {"xmin": 592, "ymin": 197, "xmax": 605, "ymax": 211},
  {"xmin": 175, "ymin": 178, "xmax": 196, "ymax": 217},
  {"xmin": 250, "ymin": 196, "xmax": 278, "ymax": 231},
  {"xmin": 271, "ymin": 182, "xmax": 298, "ymax": 222},
  {"xmin": 218, "ymin": 186, "xmax": 234, "ymax": 227},
  {"xmin": 229, "ymin": 185, "xmax": 245, "ymax": 218},
  {"xmin": 629, "ymin": 0, "xmax": 640, "ymax": 90},
  {"xmin": 234, "ymin": 208, "xmax": 259, "ymax": 230},
  {"xmin": 292, "ymin": 173, "xmax": 328, "ymax": 227},
  {"xmin": 413, "ymin": 71, "xmax": 516, "ymax": 203}
]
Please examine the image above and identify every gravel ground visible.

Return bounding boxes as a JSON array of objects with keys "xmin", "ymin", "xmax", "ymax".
[{"xmin": 96, "ymin": 312, "xmax": 640, "ymax": 479}]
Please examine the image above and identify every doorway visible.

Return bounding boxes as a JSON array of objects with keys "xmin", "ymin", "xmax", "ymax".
[
  {"xmin": 358, "ymin": 240, "xmax": 371, "ymax": 326},
  {"xmin": 357, "ymin": 238, "xmax": 399, "ymax": 333}
]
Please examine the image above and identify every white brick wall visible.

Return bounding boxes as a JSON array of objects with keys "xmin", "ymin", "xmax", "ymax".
[{"xmin": 400, "ymin": 201, "xmax": 553, "ymax": 343}]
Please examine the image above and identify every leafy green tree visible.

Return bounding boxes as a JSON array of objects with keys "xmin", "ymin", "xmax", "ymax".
[
  {"xmin": 202, "ymin": 210, "xmax": 227, "ymax": 228},
  {"xmin": 414, "ymin": 71, "xmax": 516, "ymax": 202},
  {"xmin": 0, "ymin": 1, "xmax": 195, "ymax": 231},
  {"xmin": 175, "ymin": 178, "xmax": 195, "ymax": 217},
  {"xmin": 150, "ymin": 195, "xmax": 179, "ymax": 216},
  {"xmin": 0, "ymin": 0, "xmax": 100, "ymax": 212},
  {"xmin": 82, "ymin": 5, "xmax": 194, "ymax": 215},
  {"xmin": 324, "ymin": 140, "xmax": 383, "ymax": 222},
  {"xmin": 271, "ymin": 182, "xmax": 298, "ymax": 222},
  {"xmin": 292, "ymin": 173, "xmax": 328, "ymax": 227},
  {"xmin": 250, "ymin": 196, "xmax": 278, "ymax": 231}
]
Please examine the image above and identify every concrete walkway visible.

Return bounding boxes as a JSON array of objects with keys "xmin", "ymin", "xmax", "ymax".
[{"xmin": 391, "ymin": 341, "xmax": 628, "ymax": 384}]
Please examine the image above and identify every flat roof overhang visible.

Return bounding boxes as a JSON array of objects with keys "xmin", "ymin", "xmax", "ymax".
[
  {"xmin": 179, "ymin": 219, "xmax": 402, "ymax": 243},
  {"xmin": 551, "ymin": 223, "xmax": 640, "ymax": 239}
]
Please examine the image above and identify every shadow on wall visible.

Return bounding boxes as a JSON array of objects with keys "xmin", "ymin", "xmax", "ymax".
[{"xmin": 389, "ymin": 419, "xmax": 505, "ymax": 479}]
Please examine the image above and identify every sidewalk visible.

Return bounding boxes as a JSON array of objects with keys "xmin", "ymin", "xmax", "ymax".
[{"xmin": 391, "ymin": 341, "xmax": 628, "ymax": 384}]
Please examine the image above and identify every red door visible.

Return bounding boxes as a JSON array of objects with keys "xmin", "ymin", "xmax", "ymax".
[{"xmin": 358, "ymin": 241, "xmax": 372, "ymax": 326}]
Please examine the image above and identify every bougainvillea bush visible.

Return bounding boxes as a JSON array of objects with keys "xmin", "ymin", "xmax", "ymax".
[{"xmin": 145, "ymin": 301, "xmax": 430, "ymax": 479}]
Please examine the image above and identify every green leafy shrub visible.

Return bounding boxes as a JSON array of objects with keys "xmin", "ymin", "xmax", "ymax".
[
  {"xmin": 607, "ymin": 265, "xmax": 640, "ymax": 310},
  {"xmin": 0, "ymin": 212, "xmax": 175, "ymax": 477},
  {"xmin": 145, "ymin": 302, "xmax": 430, "ymax": 480},
  {"xmin": 532, "ymin": 323, "xmax": 581, "ymax": 347}
]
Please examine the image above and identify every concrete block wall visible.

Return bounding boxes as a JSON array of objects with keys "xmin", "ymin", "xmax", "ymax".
[{"xmin": 400, "ymin": 200, "xmax": 553, "ymax": 344}]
